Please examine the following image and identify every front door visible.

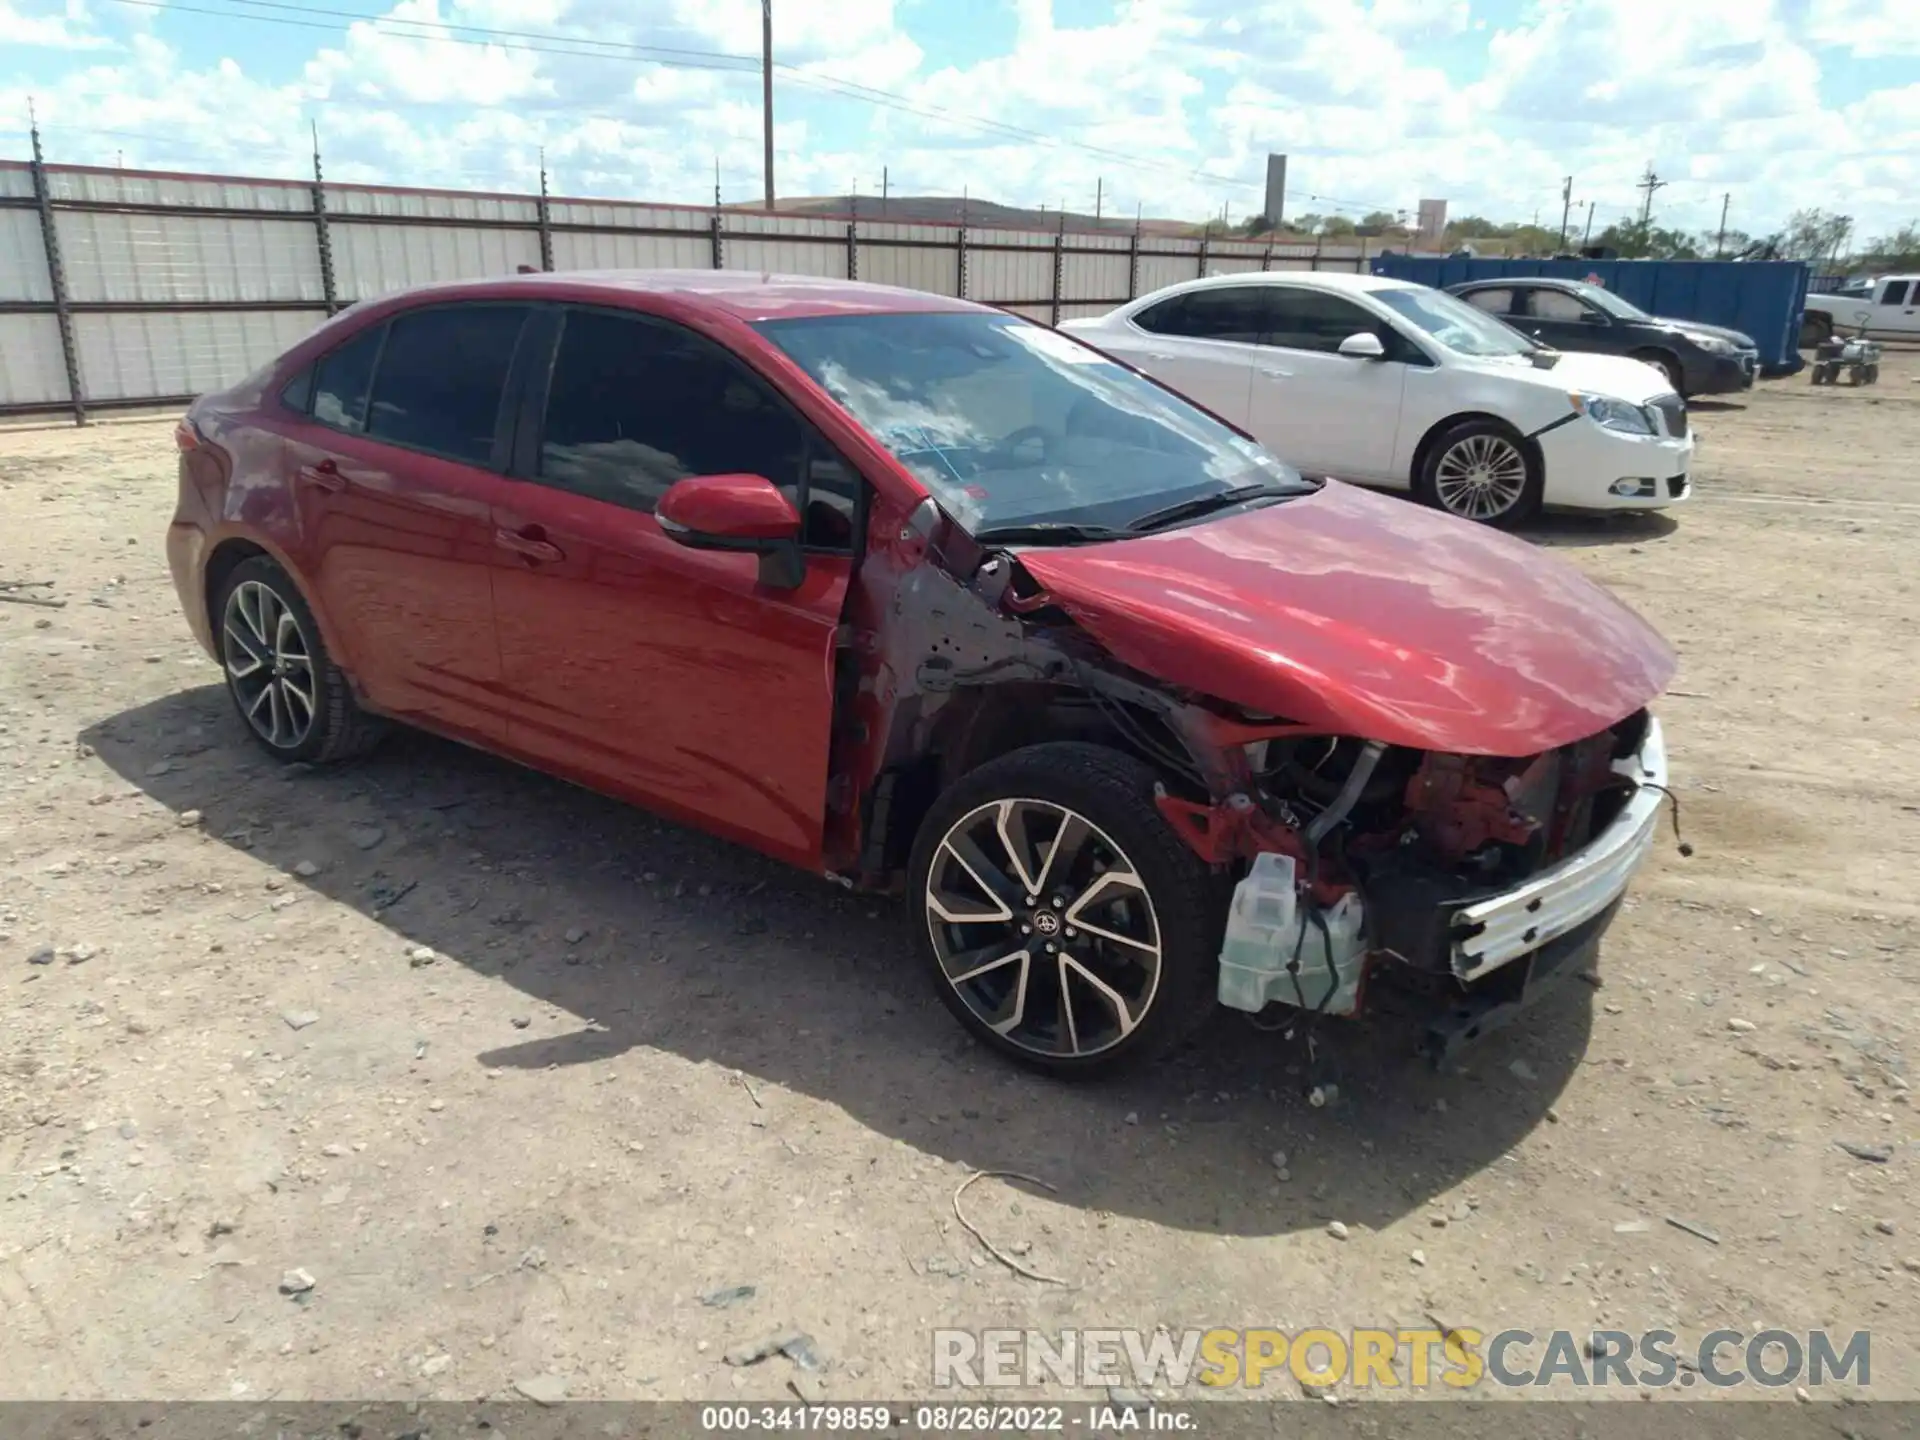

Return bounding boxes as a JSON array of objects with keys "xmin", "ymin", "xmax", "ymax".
[
  {"xmin": 1242, "ymin": 287, "xmax": 1406, "ymax": 481},
  {"xmin": 282, "ymin": 303, "xmax": 530, "ymax": 743},
  {"xmin": 489, "ymin": 306, "xmax": 855, "ymax": 870},
  {"xmin": 1871, "ymin": 278, "xmax": 1919, "ymax": 337}
]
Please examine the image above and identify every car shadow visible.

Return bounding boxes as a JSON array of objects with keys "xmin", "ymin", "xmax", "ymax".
[
  {"xmin": 81, "ymin": 686, "xmax": 1595, "ymax": 1239},
  {"xmin": 1686, "ymin": 398, "xmax": 1747, "ymax": 413},
  {"xmin": 1523, "ymin": 510, "xmax": 1679, "ymax": 549}
]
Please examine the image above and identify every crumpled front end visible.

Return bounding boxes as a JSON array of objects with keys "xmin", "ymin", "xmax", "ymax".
[
  {"xmin": 829, "ymin": 485, "xmax": 1675, "ymax": 1063},
  {"xmin": 1162, "ymin": 705, "xmax": 1671, "ymax": 1058}
]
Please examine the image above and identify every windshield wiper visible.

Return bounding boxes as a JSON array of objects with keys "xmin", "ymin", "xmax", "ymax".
[
  {"xmin": 970, "ymin": 521, "xmax": 1134, "ymax": 546},
  {"xmin": 1125, "ymin": 481, "xmax": 1306, "ymax": 534}
]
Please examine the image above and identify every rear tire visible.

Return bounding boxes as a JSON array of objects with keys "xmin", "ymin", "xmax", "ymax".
[
  {"xmin": 907, "ymin": 742, "xmax": 1221, "ymax": 1079},
  {"xmin": 1414, "ymin": 418, "xmax": 1542, "ymax": 528},
  {"xmin": 214, "ymin": 556, "xmax": 386, "ymax": 764}
]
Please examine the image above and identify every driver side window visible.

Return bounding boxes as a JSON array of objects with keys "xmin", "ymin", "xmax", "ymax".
[
  {"xmin": 1528, "ymin": 289, "xmax": 1593, "ymax": 322},
  {"xmin": 537, "ymin": 307, "xmax": 856, "ymax": 550},
  {"xmin": 1262, "ymin": 289, "xmax": 1383, "ymax": 354}
]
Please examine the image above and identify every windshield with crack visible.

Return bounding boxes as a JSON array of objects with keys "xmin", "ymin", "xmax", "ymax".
[{"xmin": 755, "ymin": 310, "xmax": 1312, "ymax": 535}]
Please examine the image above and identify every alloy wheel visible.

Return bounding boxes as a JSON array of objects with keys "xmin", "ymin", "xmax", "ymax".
[
  {"xmin": 924, "ymin": 798, "xmax": 1162, "ymax": 1060},
  {"xmin": 1433, "ymin": 433, "xmax": 1528, "ymax": 521},
  {"xmin": 222, "ymin": 579, "xmax": 317, "ymax": 750}
]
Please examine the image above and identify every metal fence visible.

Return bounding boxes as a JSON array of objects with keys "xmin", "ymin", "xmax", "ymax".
[{"xmin": 0, "ymin": 145, "xmax": 1392, "ymax": 423}]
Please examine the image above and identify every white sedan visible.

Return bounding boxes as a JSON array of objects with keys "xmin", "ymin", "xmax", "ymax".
[{"xmin": 1060, "ymin": 272, "xmax": 1694, "ymax": 526}]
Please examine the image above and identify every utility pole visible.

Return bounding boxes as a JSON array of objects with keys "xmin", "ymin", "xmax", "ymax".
[
  {"xmin": 714, "ymin": 156, "xmax": 721, "ymax": 208},
  {"xmin": 1714, "ymin": 192, "xmax": 1729, "ymax": 258},
  {"xmin": 1582, "ymin": 200, "xmax": 1595, "ymax": 246},
  {"xmin": 1557, "ymin": 175, "xmax": 1572, "ymax": 249},
  {"xmin": 1636, "ymin": 162, "xmax": 1666, "ymax": 227},
  {"xmin": 760, "ymin": 0, "xmax": 775, "ymax": 209},
  {"xmin": 881, "ymin": 165, "xmax": 888, "ymax": 213},
  {"xmin": 1094, "ymin": 177, "xmax": 1102, "ymax": 221}
]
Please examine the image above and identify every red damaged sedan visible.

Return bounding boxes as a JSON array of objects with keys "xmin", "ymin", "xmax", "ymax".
[{"xmin": 167, "ymin": 271, "xmax": 1676, "ymax": 1077}]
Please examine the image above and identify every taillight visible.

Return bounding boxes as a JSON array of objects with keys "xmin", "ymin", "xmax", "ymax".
[{"xmin": 174, "ymin": 418, "xmax": 201, "ymax": 452}]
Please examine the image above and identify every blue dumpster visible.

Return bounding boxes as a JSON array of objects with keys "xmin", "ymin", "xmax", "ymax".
[{"xmin": 1372, "ymin": 255, "xmax": 1809, "ymax": 376}]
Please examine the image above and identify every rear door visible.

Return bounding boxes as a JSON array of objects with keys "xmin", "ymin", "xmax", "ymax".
[
  {"xmin": 1242, "ymin": 287, "xmax": 1406, "ymax": 481},
  {"xmin": 282, "ymin": 303, "xmax": 530, "ymax": 742},
  {"xmin": 1095, "ymin": 286, "xmax": 1261, "ymax": 425},
  {"xmin": 1458, "ymin": 286, "xmax": 1517, "ymax": 324},
  {"xmin": 488, "ymin": 305, "xmax": 856, "ymax": 869}
]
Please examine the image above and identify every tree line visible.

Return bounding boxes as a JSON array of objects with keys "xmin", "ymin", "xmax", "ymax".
[{"xmin": 1224, "ymin": 207, "xmax": 1919, "ymax": 271}]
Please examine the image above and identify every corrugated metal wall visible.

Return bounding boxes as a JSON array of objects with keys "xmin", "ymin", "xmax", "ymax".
[{"xmin": 0, "ymin": 157, "xmax": 1383, "ymax": 418}]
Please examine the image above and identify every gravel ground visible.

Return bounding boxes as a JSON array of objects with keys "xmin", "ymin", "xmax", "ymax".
[{"xmin": 1, "ymin": 351, "xmax": 1916, "ymax": 1405}]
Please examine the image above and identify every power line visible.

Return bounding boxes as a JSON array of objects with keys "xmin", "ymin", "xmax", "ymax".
[{"xmin": 92, "ymin": 0, "xmax": 1257, "ymax": 193}]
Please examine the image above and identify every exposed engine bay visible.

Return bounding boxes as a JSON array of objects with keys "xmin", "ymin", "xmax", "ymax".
[{"xmin": 1152, "ymin": 712, "xmax": 1652, "ymax": 1017}]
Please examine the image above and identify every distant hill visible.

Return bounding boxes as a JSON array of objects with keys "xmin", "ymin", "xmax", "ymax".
[{"xmin": 742, "ymin": 194, "xmax": 1192, "ymax": 234}]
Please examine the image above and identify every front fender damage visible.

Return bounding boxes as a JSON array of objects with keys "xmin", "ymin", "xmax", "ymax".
[{"xmin": 824, "ymin": 495, "xmax": 1664, "ymax": 1050}]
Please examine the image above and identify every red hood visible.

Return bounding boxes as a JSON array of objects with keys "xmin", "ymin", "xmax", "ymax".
[{"xmin": 1016, "ymin": 482, "xmax": 1675, "ymax": 757}]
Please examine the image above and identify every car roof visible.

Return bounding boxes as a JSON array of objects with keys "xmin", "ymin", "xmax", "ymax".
[
  {"xmin": 351, "ymin": 269, "xmax": 985, "ymax": 323},
  {"xmin": 1451, "ymin": 276, "xmax": 1605, "ymax": 294},
  {"xmin": 1170, "ymin": 270, "xmax": 1419, "ymax": 297}
]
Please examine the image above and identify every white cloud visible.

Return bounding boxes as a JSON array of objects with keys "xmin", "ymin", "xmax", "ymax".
[
  {"xmin": 0, "ymin": 0, "xmax": 1913, "ymax": 242},
  {"xmin": 1807, "ymin": 0, "xmax": 1920, "ymax": 57},
  {"xmin": 2, "ymin": 0, "xmax": 112, "ymax": 48}
]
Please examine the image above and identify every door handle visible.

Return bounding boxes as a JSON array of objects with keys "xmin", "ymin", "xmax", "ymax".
[
  {"xmin": 297, "ymin": 460, "xmax": 345, "ymax": 493},
  {"xmin": 494, "ymin": 526, "xmax": 565, "ymax": 565},
  {"xmin": 1258, "ymin": 365, "xmax": 1292, "ymax": 378},
  {"xmin": 1141, "ymin": 350, "xmax": 1178, "ymax": 361}
]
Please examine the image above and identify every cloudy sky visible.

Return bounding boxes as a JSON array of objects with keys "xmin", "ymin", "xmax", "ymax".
[{"xmin": 3, "ymin": 0, "xmax": 1914, "ymax": 241}]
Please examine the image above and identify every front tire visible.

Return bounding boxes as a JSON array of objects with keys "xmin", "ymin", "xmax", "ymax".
[
  {"xmin": 908, "ymin": 743, "xmax": 1221, "ymax": 1078},
  {"xmin": 1415, "ymin": 418, "xmax": 1542, "ymax": 528},
  {"xmin": 214, "ymin": 556, "xmax": 385, "ymax": 763}
]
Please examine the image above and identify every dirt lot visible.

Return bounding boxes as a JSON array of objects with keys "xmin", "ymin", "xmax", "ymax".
[{"xmin": 2, "ymin": 352, "xmax": 1917, "ymax": 1407}]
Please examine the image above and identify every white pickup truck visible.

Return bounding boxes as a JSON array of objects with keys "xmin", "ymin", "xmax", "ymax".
[{"xmin": 1801, "ymin": 275, "xmax": 1920, "ymax": 345}]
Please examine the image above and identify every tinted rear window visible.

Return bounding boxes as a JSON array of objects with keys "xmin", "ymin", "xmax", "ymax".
[
  {"xmin": 364, "ymin": 306, "xmax": 529, "ymax": 464},
  {"xmin": 1135, "ymin": 287, "xmax": 1267, "ymax": 343},
  {"xmin": 312, "ymin": 326, "xmax": 383, "ymax": 433}
]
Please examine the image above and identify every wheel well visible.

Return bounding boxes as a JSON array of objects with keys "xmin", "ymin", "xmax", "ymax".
[
  {"xmin": 869, "ymin": 684, "xmax": 1194, "ymax": 879},
  {"xmin": 1410, "ymin": 411, "xmax": 1540, "ymax": 491},
  {"xmin": 1630, "ymin": 346, "xmax": 1681, "ymax": 381},
  {"xmin": 202, "ymin": 539, "xmax": 268, "ymax": 627}
]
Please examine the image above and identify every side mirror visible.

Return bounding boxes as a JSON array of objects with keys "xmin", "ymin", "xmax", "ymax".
[
  {"xmin": 1581, "ymin": 310, "xmax": 1611, "ymax": 324},
  {"xmin": 657, "ymin": 472, "xmax": 806, "ymax": 588},
  {"xmin": 1337, "ymin": 331, "xmax": 1387, "ymax": 360}
]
